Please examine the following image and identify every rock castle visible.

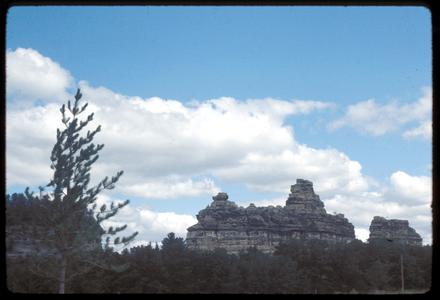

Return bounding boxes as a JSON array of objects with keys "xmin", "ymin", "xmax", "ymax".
[
  {"xmin": 186, "ymin": 179, "xmax": 356, "ymax": 254},
  {"xmin": 187, "ymin": 179, "xmax": 423, "ymax": 254}
]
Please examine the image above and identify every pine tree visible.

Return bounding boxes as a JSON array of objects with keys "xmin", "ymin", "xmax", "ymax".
[{"xmin": 22, "ymin": 89, "xmax": 138, "ymax": 293}]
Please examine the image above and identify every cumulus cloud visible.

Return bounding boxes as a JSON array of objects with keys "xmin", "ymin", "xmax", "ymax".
[
  {"xmin": 77, "ymin": 82, "xmax": 365, "ymax": 198},
  {"xmin": 237, "ymin": 196, "xmax": 286, "ymax": 208},
  {"xmin": 6, "ymin": 81, "xmax": 364, "ymax": 198},
  {"xmin": 354, "ymin": 228, "xmax": 370, "ymax": 243},
  {"xmin": 95, "ymin": 194, "xmax": 197, "ymax": 247},
  {"xmin": 6, "ymin": 48, "xmax": 431, "ymax": 245},
  {"xmin": 329, "ymin": 87, "xmax": 432, "ymax": 138},
  {"xmin": 214, "ymin": 147, "xmax": 369, "ymax": 197},
  {"xmin": 6, "ymin": 50, "xmax": 344, "ymax": 199},
  {"xmin": 6, "ymin": 103, "xmax": 63, "ymax": 187},
  {"xmin": 387, "ymin": 171, "xmax": 431, "ymax": 205},
  {"xmin": 7, "ymin": 48, "xmax": 74, "ymax": 106},
  {"xmin": 324, "ymin": 171, "xmax": 432, "ymax": 244},
  {"xmin": 119, "ymin": 176, "xmax": 220, "ymax": 199}
]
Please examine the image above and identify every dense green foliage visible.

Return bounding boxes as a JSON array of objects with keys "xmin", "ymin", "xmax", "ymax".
[{"xmin": 7, "ymin": 195, "xmax": 431, "ymax": 294}]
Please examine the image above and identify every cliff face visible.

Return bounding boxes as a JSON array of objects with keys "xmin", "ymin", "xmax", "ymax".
[
  {"xmin": 368, "ymin": 216, "xmax": 422, "ymax": 246},
  {"xmin": 186, "ymin": 179, "xmax": 355, "ymax": 254}
]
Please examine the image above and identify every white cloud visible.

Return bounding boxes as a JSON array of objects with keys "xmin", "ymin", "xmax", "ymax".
[
  {"xmin": 6, "ymin": 48, "xmax": 73, "ymax": 106},
  {"xmin": 354, "ymin": 228, "xmax": 370, "ymax": 242},
  {"xmin": 6, "ymin": 49, "xmax": 342, "ymax": 199},
  {"xmin": 119, "ymin": 176, "xmax": 220, "ymax": 199},
  {"xmin": 95, "ymin": 194, "xmax": 197, "ymax": 247},
  {"xmin": 323, "ymin": 171, "xmax": 432, "ymax": 244},
  {"xmin": 329, "ymin": 87, "xmax": 432, "ymax": 138},
  {"xmin": 387, "ymin": 171, "xmax": 431, "ymax": 205},
  {"xmin": 6, "ymin": 81, "xmax": 363, "ymax": 199},
  {"xmin": 238, "ymin": 196, "xmax": 286, "ymax": 208},
  {"xmin": 138, "ymin": 210, "xmax": 196, "ymax": 237},
  {"xmin": 6, "ymin": 103, "xmax": 63, "ymax": 187},
  {"xmin": 6, "ymin": 48, "xmax": 431, "ymax": 246},
  {"xmin": 213, "ymin": 146, "xmax": 369, "ymax": 197},
  {"xmin": 402, "ymin": 120, "xmax": 432, "ymax": 140}
]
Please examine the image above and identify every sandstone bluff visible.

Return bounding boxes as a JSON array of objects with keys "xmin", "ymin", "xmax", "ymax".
[
  {"xmin": 368, "ymin": 216, "xmax": 422, "ymax": 246},
  {"xmin": 186, "ymin": 179, "xmax": 356, "ymax": 254}
]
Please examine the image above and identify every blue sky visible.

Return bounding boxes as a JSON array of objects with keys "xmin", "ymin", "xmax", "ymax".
[
  {"xmin": 8, "ymin": 6, "xmax": 430, "ymax": 101},
  {"xmin": 6, "ymin": 6, "xmax": 432, "ymax": 244}
]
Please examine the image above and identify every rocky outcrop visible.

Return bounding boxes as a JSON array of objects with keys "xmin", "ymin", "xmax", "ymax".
[
  {"xmin": 186, "ymin": 179, "xmax": 355, "ymax": 254},
  {"xmin": 368, "ymin": 216, "xmax": 422, "ymax": 246}
]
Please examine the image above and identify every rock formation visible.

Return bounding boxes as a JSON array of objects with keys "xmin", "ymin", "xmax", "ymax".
[
  {"xmin": 368, "ymin": 216, "xmax": 422, "ymax": 246},
  {"xmin": 186, "ymin": 179, "xmax": 355, "ymax": 254}
]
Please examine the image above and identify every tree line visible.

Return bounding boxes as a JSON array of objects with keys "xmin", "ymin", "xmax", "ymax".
[{"xmin": 7, "ymin": 194, "xmax": 431, "ymax": 294}]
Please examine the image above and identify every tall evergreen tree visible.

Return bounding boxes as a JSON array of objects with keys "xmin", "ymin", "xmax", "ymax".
[{"xmin": 22, "ymin": 89, "xmax": 138, "ymax": 293}]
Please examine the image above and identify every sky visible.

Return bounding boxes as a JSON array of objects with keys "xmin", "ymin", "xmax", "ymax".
[{"xmin": 6, "ymin": 6, "xmax": 432, "ymax": 246}]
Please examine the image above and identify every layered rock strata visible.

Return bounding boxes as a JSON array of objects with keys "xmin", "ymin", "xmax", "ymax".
[
  {"xmin": 368, "ymin": 216, "xmax": 422, "ymax": 246},
  {"xmin": 186, "ymin": 179, "xmax": 355, "ymax": 254}
]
